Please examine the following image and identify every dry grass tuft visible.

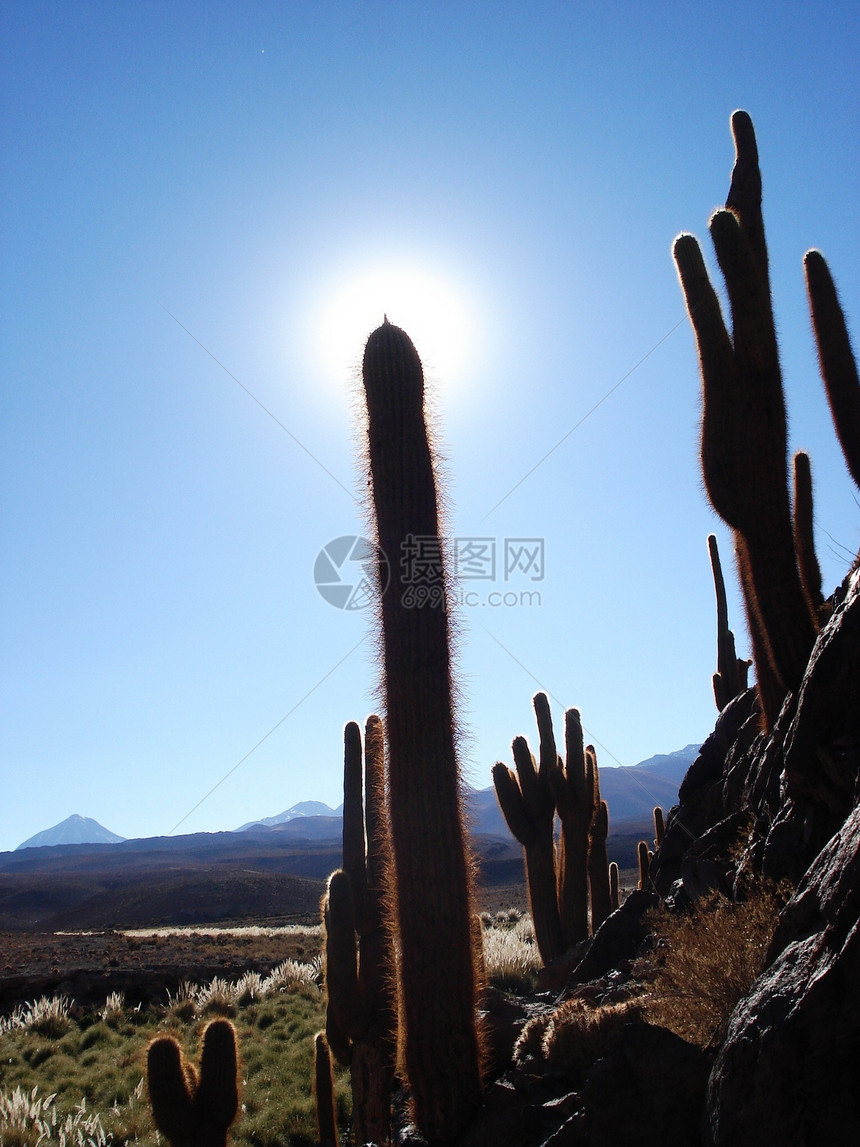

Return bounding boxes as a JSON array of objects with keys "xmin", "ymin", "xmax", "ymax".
[
  {"xmin": 514, "ymin": 997, "xmax": 643, "ymax": 1075},
  {"xmin": 633, "ymin": 884, "xmax": 783, "ymax": 1049}
]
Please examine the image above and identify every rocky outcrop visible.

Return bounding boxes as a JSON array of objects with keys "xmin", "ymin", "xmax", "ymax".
[{"xmin": 705, "ymin": 802, "xmax": 860, "ymax": 1146}]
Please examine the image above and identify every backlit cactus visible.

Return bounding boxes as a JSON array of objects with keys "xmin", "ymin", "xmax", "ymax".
[
  {"xmin": 491, "ymin": 692, "xmax": 564, "ymax": 964},
  {"xmin": 708, "ymin": 533, "xmax": 751, "ymax": 711},
  {"xmin": 323, "ymin": 717, "xmax": 395, "ymax": 1146},
  {"xmin": 362, "ymin": 320, "xmax": 482, "ymax": 1141},
  {"xmin": 147, "ymin": 1019, "xmax": 239, "ymax": 1147},
  {"xmin": 552, "ymin": 708, "xmax": 598, "ymax": 947},
  {"xmin": 674, "ymin": 110, "xmax": 819, "ymax": 727},
  {"xmin": 495, "ymin": 695, "xmax": 612, "ymax": 957},
  {"xmin": 792, "ymin": 452, "xmax": 825, "ymax": 621},
  {"xmin": 313, "ymin": 1033, "xmax": 339, "ymax": 1147},
  {"xmin": 804, "ymin": 249, "xmax": 860, "ymax": 492}
]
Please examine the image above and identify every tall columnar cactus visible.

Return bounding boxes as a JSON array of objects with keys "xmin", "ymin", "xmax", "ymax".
[
  {"xmin": 637, "ymin": 841, "xmax": 651, "ymax": 892},
  {"xmin": 147, "ymin": 1020, "xmax": 239, "ymax": 1147},
  {"xmin": 673, "ymin": 110, "xmax": 819, "ymax": 728},
  {"xmin": 313, "ymin": 1033, "xmax": 339, "ymax": 1147},
  {"xmin": 804, "ymin": 249, "xmax": 860, "ymax": 492},
  {"xmin": 323, "ymin": 717, "xmax": 396, "ymax": 1147},
  {"xmin": 551, "ymin": 707, "xmax": 598, "ymax": 948},
  {"xmin": 708, "ymin": 533, "xmax": 751, "ymax": 711},
  {"xmin": 362, "ymin": 320, "xmax": 482, "ymax": 1141},
  {"xmin": 491, "ymin": 692, "xmax": 564, "ymax": 964}
]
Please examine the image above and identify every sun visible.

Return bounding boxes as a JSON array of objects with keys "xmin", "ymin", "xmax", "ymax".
[{"xmin": 312, "ymin": 260, "xmax": 479, "ymax": 396}]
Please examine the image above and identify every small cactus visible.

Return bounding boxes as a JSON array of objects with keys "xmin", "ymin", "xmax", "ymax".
[
  {"xmin": 637, "ymin": 841, "xmax": 651, "ymax": 891},
  {"xmin": 609, "ymin": 862, "xmax": 620, "ymax": 911},
  {"xmin": 147, "ymin": 1019, "xmax": 239, "ymax": 1147}
]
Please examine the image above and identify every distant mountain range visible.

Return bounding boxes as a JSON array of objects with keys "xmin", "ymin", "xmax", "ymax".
[
  {"xmin": 16, "ymin": 814, "xmax": 125, "ymax": 851},
  {"xmin": 1, "ymin": 744, "xmax": 700, "ymax": 931},
  {"xmin": 13, "ymin": 744, "xmax": 699, "ymax": 853},
  {"xmin": 233, "ymin": 743, "xmax": 699, "ymax": 837}
]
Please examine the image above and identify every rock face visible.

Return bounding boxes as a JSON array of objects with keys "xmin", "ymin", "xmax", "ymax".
[{"xmin": 706, "ymin": 802, "xmax": 860, "ymax": 1146}]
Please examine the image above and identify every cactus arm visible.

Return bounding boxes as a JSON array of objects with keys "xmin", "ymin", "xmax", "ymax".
[
  {"xmin": 193, "ymin": 1021, "xmax": 239, "ymax": 1142},
  {"xmin": 792, "ymin": 452, "xmax": 825, "ymax": 618},
  {"xmin": 708, "ymin": 533, "xmax": 750, "ymax": 709},
  {"xmin": 147, "ymin": 1036, "xmax": 197, "ymax": 1147},
  {"xmin": 609, "ymin": 862, "xmax": 620, "ymax": 912},
  {"xmin": 492, "ymin": 760, "xmax": 536, "ymax": 846},
  {"xmin": 804, "ymin": 249, "xmax": 860, "ymax": 490}
]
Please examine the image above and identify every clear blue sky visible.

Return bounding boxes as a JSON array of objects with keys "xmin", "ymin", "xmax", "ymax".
[{"xmin": 1, "ymin": 2, "xmax": 858, "ymax": 853}]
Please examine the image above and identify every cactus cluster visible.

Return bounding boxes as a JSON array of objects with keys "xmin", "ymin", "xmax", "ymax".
[
  {"xmin": 675, "ymin": 110, "xmax": 859, "ymax": 730},
  {"xmin": 493, "ymin": 693, "xmax": 613, "ymax": 964},
  {"xmin": 320, "ymin": 717, "xmax": 395, "ymax": 1146}
]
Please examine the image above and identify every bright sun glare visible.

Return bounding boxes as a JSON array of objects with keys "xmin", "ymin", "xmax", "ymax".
[{"xmin": 314, "ymin": 262, "xmax": 478, "ymax": 394}]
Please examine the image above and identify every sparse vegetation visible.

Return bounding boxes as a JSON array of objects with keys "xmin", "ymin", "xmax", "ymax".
[
  {"xmin": 0, "ymin": 913, "xmax": 536, "ymax": 1147},
  {"xmin": 633, "ymin": 884, "xmax": 784, "ymax": 1049}
]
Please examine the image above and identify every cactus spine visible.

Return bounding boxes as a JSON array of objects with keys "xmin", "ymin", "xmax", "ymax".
[
  {"xmin": 362, "ymin": 320, "xmax": 482, "ymax": 1141},
  {"xmin": 673, "ymin": 111, "xmax": 819, "ymax": 728},
  {"xmin": 147, "ymin": 1020, "xmax": 239, "ymax": 1147},
  {"xmin": 491, "ymin": 692, "xmax": 564, "ymax": 964},
  {"xmin": 322, "ymin": 717, "xmax": 395, "ymax": 1146}
]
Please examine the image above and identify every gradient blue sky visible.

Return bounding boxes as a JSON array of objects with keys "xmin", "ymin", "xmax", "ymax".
[{"xmin": 1, "ymin": 2, "xmax": 858, "ymax": 853}]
